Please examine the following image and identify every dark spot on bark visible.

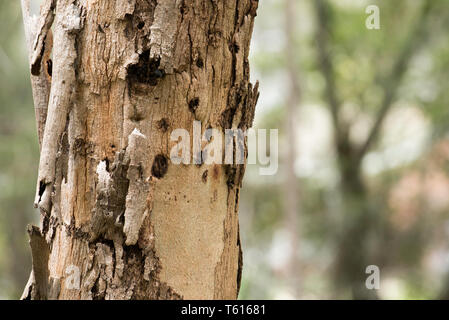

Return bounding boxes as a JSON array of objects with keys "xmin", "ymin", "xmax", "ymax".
[
  {"xmin": 202, "ymin": 170, "xmax": 208, "ymax": 183},
  {"xmin": 221, "ymin": 85, "xmax": 245, "ymax": 129},
  {"xmin": 229, "ymin": 42, "xmax": 240, "ymax": 54},
  {"xmin": 237, "ymin": 230, "xmax": 243, "ymax": 295},
  {"xmin": 129, "ymin": 104, "xmax": 145, "ymax": 122},
  {"xmin": 157, "ymin": 118, "xmax": 169, "ymax": 132},
  {"xmin": 154, "ymin": 69, "xmax": 164, "ymax": 78},
  {"xmin": 41, "ymin": 214, "xmax": 50, "ymax": 235},
  {"xmin": 130, "ymin": 112, "xmax": 145, "ymax": 122},
  {"xmin": 124, "ymin": 14, "xmax": 134, "ymax": 39},
  {"xmin": 138, "ymin": 163, "xmax": 145, "ymax": 180},
  {"xmin": 235, "ymin": 188, "xmax": 240, "ymax": 207},
  {"xmin": 103, "ymin": 158, "xmax": 110, "ymax": 172},
  {"xmin": 58, "ymin": 129, "xmax": 70, "ymax": 183},
  {"xmin": 213, "ymin": 165, "xmax": 220, "ymax": 180},
  {"xmin": 91, "ymin": 277, "xmax": 102, "ymax": 300},
  {"xmin": 74, "ymin": 138, "xmax": 87, "ymax": 156},
  {"xmin": 137, "ymin": 21, "xmax": 145, "ymax": 29},
  {"xmin": 46, "ymin": 59, "xmax": 52, "ymax": 77},
  {"xmin": 128, "ymin": 50, "xmax": 165, "ymax": 86},
  {"xmin": 180, "ymin": 0, "xmax": 187, "ymax": 15},
  {"xmin": 208, "ymin": 30, "xmax": 222, "ymax": 47},
  {"xmin": 151, "ymin": 154, "xmax": 168, "ymax": 179},
  {"xmin": 31, "ymin": 39, "xmax": 46, "ymax": 76},
  {"xmin": 38, "ymin": 181, "xmax": 47, "ymax": 201},
  {"xmin": 66, "ymin": 220, "xmax": 90, "ymax": 240},
  {"xmin": 225, "ymin": 165, "xmax": 236, "ymax": 188},
  {"xmin": 196, "ymin": 57, "xmax": 204, "ymax": 68},
  {"xmin": 98, "ymin": 24, "xmax": 104, "ymax": 33},
  {"xmin": 195, "ymin": 151, "xmax": 203, "ymax": 167},
  {"xmin": 188, "ymin": 98, "xmax": 200, "ymax": 113}
]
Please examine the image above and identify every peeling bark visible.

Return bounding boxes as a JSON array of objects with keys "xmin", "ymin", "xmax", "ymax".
[
  {"xmin": 22, "ymin": 0, "xmax": 259, "ymax": 300},
  {"xmin": 21, "ymin": 0, "xmax": 53, "ymax": 148}
]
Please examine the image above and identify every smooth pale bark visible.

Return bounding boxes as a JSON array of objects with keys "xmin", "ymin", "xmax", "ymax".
[
  {"xmin": 21, "ymin": 0, "xmax": 52, "ymax": 148},
  {"xmin": 21, "ymin": 0, "xmax": 259, "ymax": 300}
]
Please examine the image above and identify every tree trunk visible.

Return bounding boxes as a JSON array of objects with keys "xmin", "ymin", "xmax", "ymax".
[
  {"xmin": 333, "ymin": 160, "xmax": 378, "ymax": 299},
  {"xmin": 283, "ymin": 0, "xmax": 300, "ymax": 296},
  {"xmin": 21, "ymin": 0, "xmax": 259, "ymax": 300}
]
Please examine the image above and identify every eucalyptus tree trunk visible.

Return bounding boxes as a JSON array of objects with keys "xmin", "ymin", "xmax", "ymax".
[{"xmin": 21, "ymin": 0, "xmax": 259, "ymax": 300}]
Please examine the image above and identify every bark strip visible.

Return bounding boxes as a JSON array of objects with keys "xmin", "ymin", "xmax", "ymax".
[
  {"xmin": 21, "ymin": 0, "xmax": 53, "ymax": 148},
  {"xmin": 34, "ymin": 0, "xmax": 83, "ymax": 213}
]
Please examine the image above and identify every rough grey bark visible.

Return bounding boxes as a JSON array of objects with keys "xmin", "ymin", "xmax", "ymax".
[{"xmin": 21, "ymin": 0, "xmax": 259, "ymax": 300}]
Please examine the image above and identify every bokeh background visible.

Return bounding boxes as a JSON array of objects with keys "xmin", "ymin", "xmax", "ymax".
[{"xmin": 1, "ymin": 0, "xmax": 449, "ymax": 299}]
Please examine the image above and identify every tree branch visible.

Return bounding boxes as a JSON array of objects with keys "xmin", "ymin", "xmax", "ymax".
[
  {"xmin": 357, "ymin": 1, "xmax": 435, "ymax": 160},
  {"xmin": 313, "ymin": 0, "xmax": 341, "ymax": 139}
]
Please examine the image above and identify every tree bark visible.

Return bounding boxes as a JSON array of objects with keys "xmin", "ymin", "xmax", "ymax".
[{"xmin": 21, "ymin": 0, "xmax": 259, "ymax": 300}]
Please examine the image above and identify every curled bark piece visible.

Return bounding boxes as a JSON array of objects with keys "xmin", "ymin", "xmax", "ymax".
[
  {"xmin": 28, "ymin": 225, "xmax": 50, "ymax": 300},
  {"xmin": 35, "ymin": 1, "xmax": 83, "ymax": 213},
  {"xmin": 20, "ymin": 271, "xmax": 34, "ymax": 300},
  {"xmin": 30, "ymin": 0, "xmax": 56, "ymax": 76},
  {"xmin": 123, "ymin": 129, "xmax": 151, "ymax": 246},
  {"xmin": 149, "ymin": 0, "xmax": 180, "ymax": 74},
  {"xmin": 21, "ymin": 0, "xmax": 53, "ymax": 148}
]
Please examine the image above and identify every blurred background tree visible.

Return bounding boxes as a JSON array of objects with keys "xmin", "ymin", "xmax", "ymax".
[
  {"xmin": 0, "ymin": 0, "xmax": 39, "ymax": 299},
  {"xmin": 240, "ymin": 0, "xmax": 449, "ymax": 299},
  {"xmin": 1, "ymin": 0, "xmax": 449, "ymax": 299}
]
